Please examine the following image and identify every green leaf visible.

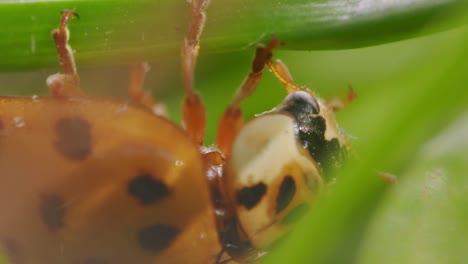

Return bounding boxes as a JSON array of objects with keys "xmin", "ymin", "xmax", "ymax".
[
  {"xmin": 358, "ymin": 113, "xmax": 468, "ymax": 264},
  {"xmin": 0, "ymin": 0, "xmax": 467, "ymax": 70}
]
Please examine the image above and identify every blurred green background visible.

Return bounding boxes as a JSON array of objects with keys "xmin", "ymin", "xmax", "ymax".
[{"xmin": 0, "ymin": 0, "xmax": 467, "ymax": 263}]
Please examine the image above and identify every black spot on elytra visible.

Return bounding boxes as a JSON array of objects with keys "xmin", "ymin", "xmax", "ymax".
[
  {"xmin": 236, "ymin": 182, "xmax": 267, "ymax": 210},
  {"xmin": 128, "ymin": 174, "xmax": 170, "ymax": 205},
  {"xmin": 281, "ymin": 203, "xmax": 310, "ymax": 225},
  {"xmin": 40, "ymin": 194, "xmax": 65, "ymax": 230},
  {"xmin": 82, "ymin": 258, "xmax": 109, "ymax": 264},
  {"xmin": 54, "ymin": 117, "xmax": 92, "ymax": 161},
  {"xmin": 275, "ymin": 176, "xmax": 296, "ymax": 214},
  {"xmin": 138, "ymin": 224, "xmax": 180, "ymax": 252}
]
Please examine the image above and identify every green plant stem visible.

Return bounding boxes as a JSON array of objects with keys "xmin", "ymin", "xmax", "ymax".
[{"xmin": 0, "ymin": 0, "xmax": 467, "ymax": 70}]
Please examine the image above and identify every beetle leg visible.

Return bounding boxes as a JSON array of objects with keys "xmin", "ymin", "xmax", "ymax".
[
  {"xmin": 326, "ymin": 85, "xmax": 357, "ymax": 112},
  {"xmin": 268, "ymin": 59, "xmax": 357, "ymax": 112},
  {"xmin": 215, "ymin": 37, "xmax": 280, "ymax": 156},
  {"xmin": 128, "ymin": 62, "xmax": 167, "ymax": 116},
  {"xmin": 46, "ymin": 10, "xmax": 83, "ymax": 97},
  {"xmin": 180, "ymin": 0, "xmax": 211, "ymax": 145},
  {"xmin": 267, "ymin": 59, "xmax": 307, "ymax": 94}
]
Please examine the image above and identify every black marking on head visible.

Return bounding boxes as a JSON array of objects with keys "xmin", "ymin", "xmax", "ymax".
[
  {"xmin": 128, "ymin": 174, "xmax": 170, "ymax": 205},
  {"xmin": 280, "ymin": 91, "xmax": 320, "ymax": 116},
  {"xmin": 236, "ymin": 182, "xmax": 267, "ymax": 209},
  {"xmin": 279, "ymin": 91, "xmax": 346, "ymax": 178},
  {"xmin": 82, "ymin": 258, "xmax": 109, "ymax": 264},
  {"xmin": 281, "ymin": 203, "xmax": 310, "ymax": 225},
  {"xmin": 55, "ymin": 117, "xmax": 92, "ymax": 161},
  {"xmin": 282, "ymin": 110, "xmax": 345, "ymax": 179},
  {"xmin": 300, "ymin": 117, "xmax": 344, "ymax": 177},
  {"xmin": 275, "ymin": 176, "xmax": 296, "ymax": 214},
  {"xmin": 40, "ymin": 193, "xmax": 65, "ymax": 230},
  {"xmin": 138, "ymin": 224, "xmax": 180, "ymax": 253}
]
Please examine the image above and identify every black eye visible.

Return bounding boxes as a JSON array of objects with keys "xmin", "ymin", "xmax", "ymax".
[{"xmin": 280, "ymin": 91, "xmax": 320, "ymax": 117}]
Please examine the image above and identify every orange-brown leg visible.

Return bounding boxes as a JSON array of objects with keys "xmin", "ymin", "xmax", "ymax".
[
  {"xmin": 267, "ymin": 59, "xmax": 307, "ymax": 94},
  {"xmin": 46, "ymin": 10, "xmax": 83, "ymax": 97},
  {"xmin": 268, "ymin": 59, "xmax": 356, "ymax": 112},
  {"xmin": 215, "ymin": 38, "xmax": 280, "ymax": 156},
  {"xmin": 180, "ymin": 0, "xmax": 211, "ymax": 145},
  {"xmin": 326, "ymin": 85, "xmax": 357, "ymax": 112},
  {"xmin": 128, "ymin": 62, "xmax": 167, "ymax": 116}
]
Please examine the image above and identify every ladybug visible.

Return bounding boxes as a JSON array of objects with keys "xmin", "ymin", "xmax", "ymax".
[{"xmin": 0, "ymin": 1, "xmax": 353, "ymax": 263}]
